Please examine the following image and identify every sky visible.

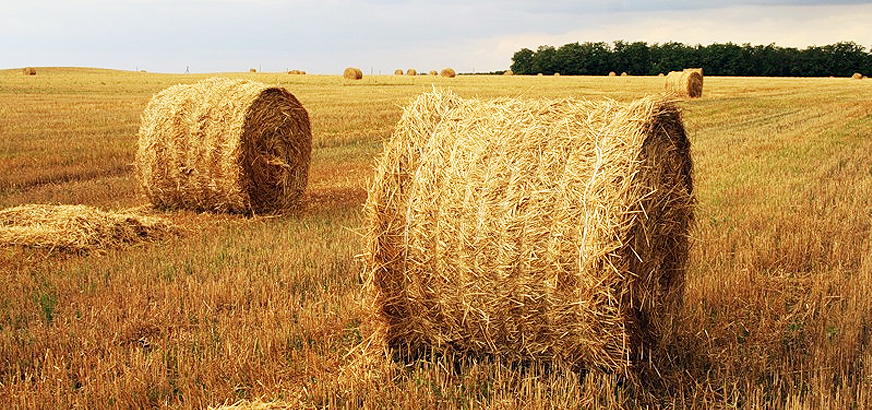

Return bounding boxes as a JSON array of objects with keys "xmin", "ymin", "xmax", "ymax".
[{"xmin": 1, "ymin": 0, "xmax": 871, "ymax": 74}]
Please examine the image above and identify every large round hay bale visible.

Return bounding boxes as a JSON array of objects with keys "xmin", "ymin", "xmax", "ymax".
[
  {"xmin": 136, "ymin": 77, "xmax": 312, "ymax": 214},
  {"xmin": 440, "ymin": 67, "xmax": 456, "ymax": 78},
  {"xmin": 23, "ymin": 67, "xmax": 36, "ymax": 75},
  {"xmin": 344, "ymin": 67, "xmax": 363, "ymax": 79},
  {"xmin": 365, "ymin": 90, "xmax": 694, "ymax": 373},
  {"xmin": 394, "ymin": 69, "xmax": 404, "ymax": 75},
  {"xmin": 852, "ymin": 72, "xmax": 863, "ymax": 80},
  {"xmin": 665, "ymin": 69, "xmax": 703, "ymax": 98},
  {"xmin": 608, "ymin": 71, "xmax": 616, "ymax": 77},
  {"xmin": 406, "ymin": 68, "xmax": 417, "ymax": 76}
]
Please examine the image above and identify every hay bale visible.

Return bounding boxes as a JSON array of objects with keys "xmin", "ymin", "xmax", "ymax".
[
  {"xmin": 0, "ymin": 204, "xmax": 175, "ymax": 252},
  {"xmin": 852, "ymin": 72, "xmax": 863, "ymax": 80},
  {"xmin": 554, "ymin": 72, "xmax": 560, "ymax": 76},
  {"xmin": 503, "ymin": 70, "xmax": 514, "ymax": 76},
  {"xmin": 657, "ymin": 73, "xmax": 665, "ymax": 77},
  {"xmin": 406, "ymin": 69, "xmax": 417, "ymax": 76},
  {"xmin": 136, "ymin": 77, "xmax": 312, "ymax": 214},
  {"xmin": 608, "ymin": 71, "xmax": 616, "ymax": 77},
  {"xmin": 22, "ymin": 67, "xmax": 36, "ymax": 75},
  {"xmin": 665, "ymin": 69, "xmax": 703, "ymax": 98},
  {"xmin": 344, "ymin": 67, "xmax": 363, "ymax": 79},
  {"xmin": 249, "ymin": 68, "xmax": 257, "ymax": 73},
  {"xmin": 440, "ymin": 68, "xmax": 456, "ymax": 78},
  {"xmin": 429, "ymin": 70, "xmax": 438, "ymax": 76},
  {"xmin": 365, "ymin": 90, "xmax": 694, "ymax": 374},
  {"xmin": 394, "ymin": 69, "xmax": 404, "ymax": 75},
  {"xmin": 620, "ymin": 72, "xmax": 628, "ymax": 77}
]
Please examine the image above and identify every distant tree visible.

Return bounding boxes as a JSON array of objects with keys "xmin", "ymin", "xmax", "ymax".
[{"xmin": 510, "ymin": 48, "xmax": 535, "ymax": 75}]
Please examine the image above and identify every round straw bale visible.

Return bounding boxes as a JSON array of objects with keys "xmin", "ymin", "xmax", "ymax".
[
  {"xmin": 657, "ymin": 73, "xmax": 665, "ymax": 77},
  {"xmin": 852, "ymin": 72, "xmax": 863, "ymax": 80},
  {"xmin": 249, "ymin": 68, "xmax": 257, "ymax": 73},
  {"xmin": 365, "ymin": 89, "xmax": 694, "ymax": 373},
  {"xmin": 429, "ymin": 70, "xmax": 438, "ymax": 76},
  {"xmin": 665, "ymin": 69, "xmax": 703, "ymax": 98},
  {"xmin": 136, "ymin": 77, "xmax": 312, "ymax": 214},
  {"xmin": 554, "ymin": 72, "xmax": 560, "ymax": 76},
  {"xmin": 440, "ymin": 67, "xmax": 456, "ymax": 78},
  {"xmin": 0, "ymin": 204, "xmax": 175, "ymax": 252},
  {"xmin": 621, "ymin": 71, "xmax": 628, "ymax": 76},
  {"xmin": 406, "ymin": 69, "xmax": 417, "ymax": 76},
  {"xmin": 504, "ymin": 70, "xmax": 514, "ymax": 76},
  {"xmin": 23, "ymin": 67, "xmax": 36, "ymax": 75},
  {"xmin": 394, "ymin": 69, "xmax": 404, "ymax": 75},
  {"xmin": 608, "ymin": 71, "xmax": 616, "ymax": 77},
  {"xmin": 344, "ymin": 67, "xmax": 363, "ymax": 79}
]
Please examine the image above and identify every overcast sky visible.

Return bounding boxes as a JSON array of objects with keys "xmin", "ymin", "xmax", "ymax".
[{"xmin": 1, "ymin": 0, "xmax": 871, "ymax": 74}]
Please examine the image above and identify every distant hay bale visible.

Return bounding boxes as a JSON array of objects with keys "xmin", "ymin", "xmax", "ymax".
[
  {"xmin": 365, "ymin": 90, "xmax": 694, "ymax": 374},
  {"xmin": 852, "ymin": 72, "xmax": 863, "ymax": 80},
  {"xmin": 406, "ymin": 69, "xmax": 417, "ymax": 76},
  {"xmin": 394, "ymin": 69, "xmax": 404, "ymax": 75},
  {"xmin": 621, "ymin": 72, "xmax": 628, "ymax": 77},
  {"xmin": 287, "ymin": 70, "xmax": 305, "ymax": 75},
  {"xmin": 503, "ymin": 70, "xmax": 514, "ymax": 76},
  {"xmin": 429, "ymin": 70, "xmax": 438, "ymax": 76},
  {"xmin": 344, "ymin": 67, "xmax": 363, "ymax": 80},
  {"xmin": 537, "ymin": 73, "xmax": 544, "ymax": 76},
  {"xmin": 554, "ymin": 72, "xmax": 560, "ymax": 76},
  {"xmin": 608, "ymin": 71, "xmax": 616, "ymax": 77},
  {"xmin": 665, "ymin": 69, "xmax": 704, "ymax": 98},
  {"xmin": 658, "ymin": 73, "xmax": 665, "ymax": 77},
  {"xmin": 0, "ymin": 204, "xmax": 175, "ymax": 252},
  {"xmin": 23, "ymin": 67, "xmax": 36, "ymax": 75},
  {"xmin": 249, "ymin": 68, "xmax": 257, "ymax": 73},
  {"xmin": 440, "ymin": 68, "xmax": 456, "ymax": 78},
  {"xmin": 136, "ymin": 77, "xmax": 312, "ymax": 214}
]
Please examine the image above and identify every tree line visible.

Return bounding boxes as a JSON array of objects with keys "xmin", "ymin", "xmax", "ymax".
[{"xmin": 510, "ymin": 41, "xmax": 871, "ymax": 77}]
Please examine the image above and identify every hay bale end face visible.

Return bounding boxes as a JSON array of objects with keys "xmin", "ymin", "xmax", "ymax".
[
  {"xmin": 440, "ymin": 67, "xmax": 456, "ymax": 78},
  {"xmin": 344, "ymin": 67, "xmax": 363, "ymax": 79},
  {"xmin": 394, "ymin": 69, "xmax": 404, "ymax": 75},
  {"xmin": 852, "ymin": 72, "xmax": 863, "ymax": 79},
  {"xmin": 365, "ymin": 90, "xmax": 694, "ymax": 374},
  {"xmin": 0, "ymin": 204, "xmax": 175, "ymax": 252},
  {"xmin": 608, "ymin": 71, "xmax": 616, "ymax": 77},
  {"xmin": 665, "ymin": 68, "xmax": 704, "ymax": 98},
  {"xmin": 136, "ymin": 77, "xmax": 312, "ymax": 214},
  {"xmin": 406, "ymin": 68, "xmax": 417, "ymax": 76}
]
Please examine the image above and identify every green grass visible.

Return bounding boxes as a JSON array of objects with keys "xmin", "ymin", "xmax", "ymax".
[{"xmin": 0, "ymin": 68, "xmax": 871, "ymax": 409}]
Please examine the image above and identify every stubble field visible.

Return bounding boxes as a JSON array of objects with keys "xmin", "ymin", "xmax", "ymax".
[{"xmin": 0, "ymin": 68, "xmax": 870, "ymax": 409}]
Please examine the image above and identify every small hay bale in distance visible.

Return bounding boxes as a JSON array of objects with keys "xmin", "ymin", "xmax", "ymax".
[
  {"xmin": 0, "ymin": 204, "xmax": 175, "ymax": 252},
  {"xmin": 365, "ymin": 89, "xmax": 694, "ymax": 374},
  {"xmin": 621, "ymin": 71, "xmax": 628, "ymax": 76},
  {"xmin": 503, "ymin": 70, "xmax": 514, "ymax": 75},
  {"xmin": 665, "ymin": 68, "xmax": 704, "ymax": 98},
  {"xmin": 852, "ymin": 72, "xmax": 863, "ymax": 79},
  {"xmin": 249, "ymin": 68, "xmax": 257, "ymax": 73},
  {"xmin": 608, "ymin": 71, "xmax": 616, "ymax": 77},
  {"xmin": 440, "ymin": 67, "xmax": 456, "ymax": 78},
  {"xmin": 22, "ymin": 67, "xmax": 36, "ymax": 75},
  {"xmin": 394, "ymin": 69, "xmax": 404, "ymax": 75},
  {"xmin": 406, "ymin": 68, "xmax": 417, "ymax": 76},
  {"xmin": 136, "ymin": 77, "xmax": 312, "ymax": 214},
  {"xmin": 344, "ymin": 67, "xmax": 363, "ymax": 79},
  {"xmin": 429, "ymin": 70, "xmax": 438, "ymax": 76}
]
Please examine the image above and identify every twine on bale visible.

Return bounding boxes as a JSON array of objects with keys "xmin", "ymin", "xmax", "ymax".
[
  {"xmin": 0, "ymin": 204, "xmax": 175, "ymax": 252},
  {"xmin": 665, "ymin": 69, "xmax": 703, "ymax": 98},
  {"xmin": 136, "ymin": 77, "xmax": 312, "ymax": 214},
  {"xmin": 364, "ymin": 89, "xmax": 694, "ymax": 375}
]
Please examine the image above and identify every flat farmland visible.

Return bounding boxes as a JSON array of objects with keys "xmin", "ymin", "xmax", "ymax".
[{"xmin": 1, "ymin": 68, "xmax": 871, "ymax": 409}]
